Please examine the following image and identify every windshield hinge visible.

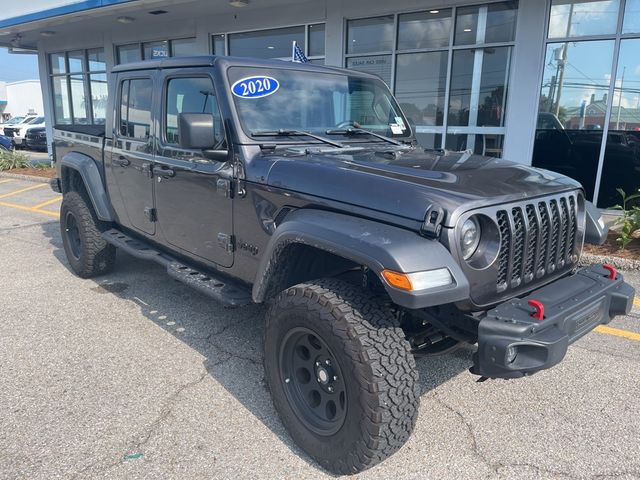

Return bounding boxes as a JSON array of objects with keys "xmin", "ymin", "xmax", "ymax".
[
  {"xmin": 422, "ymin": 205, "xmax": 444, "ymax": 238},
  {"xmin": 217, "ymin": 178, "xmax": 233, "ymax": 198}
]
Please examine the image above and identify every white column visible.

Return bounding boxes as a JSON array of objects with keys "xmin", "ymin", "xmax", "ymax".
[
  {"xmin": 36, "ymin": 44, "xmax": 54, "ymax": 160},
  {"xmin": 502, "ymin": 0, "xmax": 549, "ymax": 164}
]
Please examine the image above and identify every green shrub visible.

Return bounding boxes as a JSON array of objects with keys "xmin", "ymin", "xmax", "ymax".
[
  {"xmin": 0, "ymin": 149, "xmax": 31, "ymax": 171},
  {"xmin": 612, "ymin": 188, "xmax": 640, "ymax": 250}
]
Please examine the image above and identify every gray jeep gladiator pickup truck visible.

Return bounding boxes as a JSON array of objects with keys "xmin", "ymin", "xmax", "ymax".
[{"xmin": 51, "ymin": 55, "xmax": 635, "ymax": 474}]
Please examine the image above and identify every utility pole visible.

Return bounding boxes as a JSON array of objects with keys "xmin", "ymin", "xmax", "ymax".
[{"xmin": 554, "ymin": 3, "xmax": 574, "ymax": 118}]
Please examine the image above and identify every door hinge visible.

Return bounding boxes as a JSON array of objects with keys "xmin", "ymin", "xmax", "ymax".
[
  {"xmin": 217, "ymin": 233, "xmax": 235, "ymax": 253},
  {"xmin": 144, "ymin": 207, "xmax": 157, "ymax": 222},
  {"xmin": 217, "ymin": 178, "xmax": 232, "ymax": 198}
]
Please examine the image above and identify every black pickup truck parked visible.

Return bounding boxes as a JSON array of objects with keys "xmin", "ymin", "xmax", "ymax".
[{"xmin": 51, "ymin": 56, "xmax": 634, "ymax": 474}]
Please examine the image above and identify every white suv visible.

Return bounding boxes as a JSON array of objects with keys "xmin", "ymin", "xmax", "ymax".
[
  {"xmin": 0, "ymin": 115, "xmax": 37, "ymax": 136},
  {"xmin": 9, "ymin": 116, "xmax": 45, "ymax": 147}
]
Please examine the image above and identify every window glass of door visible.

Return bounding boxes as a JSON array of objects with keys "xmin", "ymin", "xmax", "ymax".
[
  {"xmin": 548, "ymin": 0, "xmax": 620, "ymax": 38},
  {"xmin": 120, "ymin": 79, "xmax": 153, "ymax": 140},
  {"xmin": 165, "ymin": 77, "xmax": 223, "ymax": 147}
]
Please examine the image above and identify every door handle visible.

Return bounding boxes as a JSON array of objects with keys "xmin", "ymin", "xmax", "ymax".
[
  {"xmin": 114, "ymin": 156, "xmax": 130, "ymax": 167},
  {"xmin": 157, "ymin": 167, "xmax": 175, "ymax": 179}
]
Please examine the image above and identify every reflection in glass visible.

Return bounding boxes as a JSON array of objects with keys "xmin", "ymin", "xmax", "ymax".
[
  {"xmin": 229, "ymin": 26, "xmax": 304, "ymax": 59},
  {"xmin": 70, "ymin": 75, "xmax": 88, "ymax": 124},
  {"xmin": 346, "ymin": 55, "xmax": 393, "ymax": 86},
  {"xmin": 117, "ymin": 44, "xmax": 142, "ymax": 64},
  {"xmin": 165, "ymin": 77, "xmax": 218, "ymax": 144},
  {"xmin": 397, "ymin": 10, "xmax": 452, "ymax": 50},
  {"xmin": 90, "ymin": 74, "xmax": 108, "ymax": 125},
  {"xmin": 67, "ymin": 50, "xmax": 85, "ymax": 73},
  {"xmin": 448, "ymin": 47, "xmax": 511, "ymax": 127},
  {"xmin": 548, "ymin": 0, "xmax": 620, "ymax": 38},
  {"xmin": 212, "ymin": 35, "xmax": 226, "ymax": 55},
  {"xmin": 455, "ymin": 2, "xmax": 518, "ymax": 45},
  {"xmin": 50, "ymin": 53, "xmax": 66, "ymax": 75},
  {"xmin": 597, "ymin": 38, "xmax": 640, "ymax": 208},
  {"xmin": 446, "ymin": 133, "xmax": 504, "ymax": 157},
  {"xmin": 623, "ymin": 0, "xmax": 640, "ymax": 34},
  {"xmin": 171, "ymin": 38, "xmax": 197, "ymax": 57},
  {"xmin": 52, "ymin": 76, "xmax": 71, "ymax": 124},
  {"xmin": 143, "ymin": 40, "xmax": 169, "ymax": 60},
  {"xmin": 308, "ymin": 24, "xmax": 326, "ymax": 57},
  {"xmin": 395, "ymin": 51, "xmax": 447, "ymax": 148},
  {"xmin": 87, "ymin": 48, "xmax": 105, "ymax": 72},
  {"xmin": 347, "ymin": 16, "xmax": 394, "ymax": 54},
  {"xmin": 532, "ymin": 40, "xmax": 615, "ymax": 201}
]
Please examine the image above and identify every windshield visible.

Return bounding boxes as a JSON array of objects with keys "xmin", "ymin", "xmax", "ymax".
[
  {"xmin": 29, "ymin": 117, "xmax": 45, "ymax": 124},
  {"xmin": 227, "ymin": 66, "xmax": 411, "ymax": 142}
]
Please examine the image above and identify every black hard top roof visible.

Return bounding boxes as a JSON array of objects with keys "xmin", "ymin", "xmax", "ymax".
[{"xmin": 111, "ymin": 55, "xmax": 377, "ymax": 80}]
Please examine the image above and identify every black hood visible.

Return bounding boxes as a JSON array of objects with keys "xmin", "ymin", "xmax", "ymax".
[{"xmin": 264, "ymin": 147, "xmax": 582, "ymax": 227}]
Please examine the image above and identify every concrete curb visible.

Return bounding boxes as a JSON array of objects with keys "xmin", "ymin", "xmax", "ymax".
[
  {"xmin": 580, "ymin": 252, "xmax": 640, "ymax": 271},
  {"xmin": 0, "ymin": 172, "xmax": 51, "ymax": 184}
]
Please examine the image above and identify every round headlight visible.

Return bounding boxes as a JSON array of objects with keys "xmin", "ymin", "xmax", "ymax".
[{"xmin": 460, "ymin": 217, "xmax": 481, "ymax": 260}]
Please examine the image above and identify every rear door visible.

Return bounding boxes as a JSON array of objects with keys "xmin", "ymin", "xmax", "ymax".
[
  {"xmin": 153, "ymin": 72, "xmax": 234, "ymax": 267},
  {"xmin": 110, "ymin": 76, "xmax": 156, "ymax": 235}
]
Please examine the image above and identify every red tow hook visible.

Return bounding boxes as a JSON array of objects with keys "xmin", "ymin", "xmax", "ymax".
[
  {"xmin": 602, "ymin": 263, "xmax": 617, "ymax": 280},
  {"xmin": 527, "ymin": 299, "xmax": 545, "ymax": 320}
]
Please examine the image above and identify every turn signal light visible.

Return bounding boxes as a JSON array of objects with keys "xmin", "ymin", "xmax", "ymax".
[{"xmin": 382, "ymin": 270, "xmax": 413, "ymax": 291}]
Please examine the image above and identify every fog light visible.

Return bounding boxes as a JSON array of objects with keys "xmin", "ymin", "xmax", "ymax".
[{"xmin": 506, "ymin": 345, "xmax": 518, "ymax": 364}]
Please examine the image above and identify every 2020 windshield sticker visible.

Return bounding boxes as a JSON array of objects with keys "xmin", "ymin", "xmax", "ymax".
[{"xmin": 231, "ymin": 76, "xmax": 279, "ymax": 99}]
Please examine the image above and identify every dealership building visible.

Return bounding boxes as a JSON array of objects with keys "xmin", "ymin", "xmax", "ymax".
[{"xmin": 0, "ymin": 0, "xmax": 638, "ymax": 208}]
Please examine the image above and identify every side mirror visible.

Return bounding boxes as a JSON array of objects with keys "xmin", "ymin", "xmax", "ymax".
[{"xmin": 178, "ymin": 113, "xmax": 216, "ymax": 150}]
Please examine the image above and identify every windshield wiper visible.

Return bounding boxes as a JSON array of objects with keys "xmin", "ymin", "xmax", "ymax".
[
  {"xmin": 251, "ymin": 129, "xmax": 345, "ymax": 148},
  {"xmin": 325, "ymin": 127, "xmax": 403, "ymax": 146}
]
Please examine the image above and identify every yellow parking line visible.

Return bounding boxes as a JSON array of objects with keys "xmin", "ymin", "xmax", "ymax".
[
  {"xmin": 0, "ymin": 183, "xmax": 47, "ymax": 199},
  {"xmin": 634, "ymin": 297, "xmax": 640, "ymax": 309},
  {"xmin": 0, "ymin": 200, "xmax": 59, "ymax": 218},
  {"xmin": 31, "ymin": 196, "xmax": 62, "ymax": 210},
  {"xmin": 0, "ymin": 179, "xmax": 15, "ymax": 184},
  {"xmin": 595, "ymin": 325, "xmax": 640, "ymax": 342}
]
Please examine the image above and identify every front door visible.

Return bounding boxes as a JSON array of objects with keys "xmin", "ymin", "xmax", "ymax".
[
  {"xmin": 110, "ymin": 76, "xmax": 156, "ymax": 235},
  {"xmin": 153, "ymin": 73, "xmax": 234, "ymax": 267}
]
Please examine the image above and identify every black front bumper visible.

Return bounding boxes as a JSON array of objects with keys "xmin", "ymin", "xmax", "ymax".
[{"xmin": 472, "ymin": 264, "xmax": 635, "ymax": 379}]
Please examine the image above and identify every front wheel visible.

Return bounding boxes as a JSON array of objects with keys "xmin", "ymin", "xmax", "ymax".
[{"xmin": 264, "ymin": 279, "xmax": 419, "ymax": 474}]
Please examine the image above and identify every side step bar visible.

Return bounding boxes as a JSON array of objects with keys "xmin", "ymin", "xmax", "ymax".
[{"xmin": 101, "ymin": 228, "xmax": 253, "ymax": 307}]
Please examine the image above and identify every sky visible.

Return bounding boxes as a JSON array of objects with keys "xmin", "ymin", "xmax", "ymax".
[{"xmin": 0, "ymin": 47, "xmax": 40, "ymax": 83}]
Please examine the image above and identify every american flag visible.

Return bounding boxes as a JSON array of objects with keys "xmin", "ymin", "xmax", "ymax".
[{"xmin": 292, "ymin": 41, "xmax": 309, "ymax": 63}]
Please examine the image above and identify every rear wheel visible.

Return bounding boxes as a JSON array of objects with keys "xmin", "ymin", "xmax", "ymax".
[
  {"xmin": 60, "ymin": 191, "xmax": 116, "ymax": 278},
  {"xmin": 264, "ymin": 279, "xmax": 419, "ymax": 474}
]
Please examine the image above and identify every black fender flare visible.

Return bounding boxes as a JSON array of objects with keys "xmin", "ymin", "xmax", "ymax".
[
  {"xmin": 60, "ymin": 152, "xmax": 114, "ymax": 222},
  {"xmin": 252, "ymin": 209, "xmax": 470, "ymax": 309}
]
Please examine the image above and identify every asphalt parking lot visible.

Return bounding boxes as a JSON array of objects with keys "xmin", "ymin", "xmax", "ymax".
[{"xmin": 0, "ymin": 177, "xmax": 639, "ymax": 480}]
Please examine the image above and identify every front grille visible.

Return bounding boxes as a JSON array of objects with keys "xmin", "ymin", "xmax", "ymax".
[
  {"xmin": 3, "ymin": 128, "xmax": 17, "ymax": 137},
  {"xmin": 495, "ymin": 192, "xmax": 581, "ymax": 293}
]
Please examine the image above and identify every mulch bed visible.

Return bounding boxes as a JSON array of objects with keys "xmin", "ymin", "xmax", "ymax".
[
  {"xmin": 3, "ymin": 167, "xmax": 57, "ymax": 179},
  {"xmin": 583, "ymin": 232, "xmax": 640, "ymax": 261}
]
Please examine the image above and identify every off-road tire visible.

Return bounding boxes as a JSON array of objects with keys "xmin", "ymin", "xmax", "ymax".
[
  {"xmin": 264, "ymin": 278, "xmax": 419, "ymax": 474},
  {"xmin": 60, "ymin": 191, "xmax": 116, "ymax": 278}
]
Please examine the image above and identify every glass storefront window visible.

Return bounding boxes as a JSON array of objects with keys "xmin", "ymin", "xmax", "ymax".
[
  {"xmin": 532, "ymin": 40, "xmax": 615, "ymax": 200},
  {"xmin": 596, "ymin": 38, "xmax": 640, "ymax": 207},
  {"xmin": 143, "ymin": 40, "xmax": 169, "ymax": 60},
  {"xmin": 448, "ymin": 47, "xmax": 512, "ymax": 127},
  {"xmin": 70, "ymin": 75, "xmax": 88, "ymax": 124},
  {"xmin": 548, "ymin": 0, "xmax": 620, "ymax": 38},
  {"xmin": 455, "ymin": 2, "xmax": 518, "ymax": 45},
  {"xmin": 446, "ymin": 133, "xmax": 504, "ymax": 156},
  {"xmin": 88, "ymin": 48, "xmax": 106, "ymax": 71},
  {"xmin": 346, "ymin": 55, "xmax": 392, "ymax": 86},
  {"xmin": 89, "ymin": 73, "xmax": 108, "ymax": 125},
  {"xmin": 50, "ymin": 53, "xmax": 66, "ymax": 75},
  {"xmin": 52, "ymin": 76, "xmax": 71, "ymax": 124},
  {"xmin": 308, "ymin": 23, "xmax": 325, "ymax": 56},
  {"xmin": 67, "ymin": 50, "xmax": 85, "ymax": 73},
  {"xmin": 397, "ymin": 10, "xmax": 452, "ymax": 50},
  {"xmin": 171, "ymin": 38, "xmax": 197, "ymax": 57},
  {"xmin": 212, "ymin": 34, "xmax": 226, "ymax": 55},
  {"xmin": 117, "ymin": 43, "xmax": 142, "ymax": 64},
  {"xmin": 623, "ymin": 0, "xmax": 640, "ymax": 33},
  {"xmin": 395, "ymin": 51, "xmax": 447, "ymax": 148},
  {"xmin": 347, "ymin": 16, "xmax": 394, "ymax": 54},
  {"xmin": 229, "ymin": 26, "xmax": 304, "ymax": 59}
]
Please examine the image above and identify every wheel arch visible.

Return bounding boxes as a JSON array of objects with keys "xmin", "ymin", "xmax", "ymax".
[
  {"xmin": 252, "ymin": 209, "xmax": 470, "ymax": 307},
  {"xmin": 60, "ymin": 152, "xmax": 114, "ymax": 222}
]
